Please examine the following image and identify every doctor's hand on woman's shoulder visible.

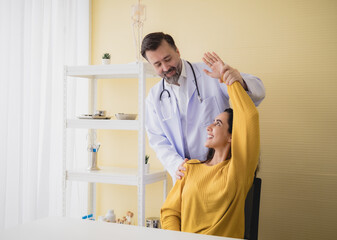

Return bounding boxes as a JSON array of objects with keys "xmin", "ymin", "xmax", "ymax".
[
  {"xmin": 176, "ymin": 158, "xmax": 189, "ymax": 180},
  {"xmin": 202, "ymin": 52, "xmax": 247, "ymax": 90}
]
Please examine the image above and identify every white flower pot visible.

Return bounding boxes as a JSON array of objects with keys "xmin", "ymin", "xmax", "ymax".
[
  {"xmin": 102, "ymin": 59, "xmax": 111, "ymax": 65},
  {"xmin": 145, "ymin": 163, "xmax": 150, "ymax": 174}
]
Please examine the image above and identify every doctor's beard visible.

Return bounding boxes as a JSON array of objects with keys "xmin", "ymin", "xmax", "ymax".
[{"xmin": 162, "ymin": 62, "xmax": 182, "ymax": 85}]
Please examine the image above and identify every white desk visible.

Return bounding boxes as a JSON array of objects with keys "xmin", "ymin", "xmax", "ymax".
[{"xmin": 0, "ymin": 217, "xmax": 240, "ymax": 240}]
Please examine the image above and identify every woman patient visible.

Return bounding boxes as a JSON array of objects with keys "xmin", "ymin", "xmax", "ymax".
[{"xmin": 160, "ymin": 52, "xmax": 260, "ymax": 239}]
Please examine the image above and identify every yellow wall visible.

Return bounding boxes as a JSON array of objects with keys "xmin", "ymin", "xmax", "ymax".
[{"xmin": 91, "ymin": 0, "xmax": 337, "ymax": 239}]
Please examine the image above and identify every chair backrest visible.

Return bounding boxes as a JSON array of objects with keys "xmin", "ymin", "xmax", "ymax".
[{"xmin": 244, "ymin": 177, "xmax": 262, "ymax": 240}]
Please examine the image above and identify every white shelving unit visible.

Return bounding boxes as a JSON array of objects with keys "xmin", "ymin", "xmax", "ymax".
[{"xmin": 63, "ymin": 62, "xmax": 167, "ymax": 226}]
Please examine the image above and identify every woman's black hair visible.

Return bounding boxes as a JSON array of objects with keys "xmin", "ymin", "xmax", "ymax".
[
  {"xmin": 224, "ymin": 108, "xmax": 233, "ymax": 134},
  {"xmin": 141, "ymin": 32, "xmax": 177, "ymax": 60},
  {"xmin": 205, "ymin": 108, "xmax": 233, "ymax": 161}
]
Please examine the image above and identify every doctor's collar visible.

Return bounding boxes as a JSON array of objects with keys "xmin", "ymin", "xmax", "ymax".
[{"xmin": 180, "ymin": 59, "xmax": 187, "ymax": 79}]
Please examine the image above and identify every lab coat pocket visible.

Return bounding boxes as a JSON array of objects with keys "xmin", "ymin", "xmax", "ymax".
[
  {"xmin": 160, "ymin": 96, "xmax": 172, "ymax": 121},
  {"xmin": 199, "ymin": 96, "xmax": 221, "ymax": 127}
]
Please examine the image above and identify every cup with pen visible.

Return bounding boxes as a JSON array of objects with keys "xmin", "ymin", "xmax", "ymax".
[{"xmin": 87, "ymin": 143, "xmax": 101, "ymax": 171}]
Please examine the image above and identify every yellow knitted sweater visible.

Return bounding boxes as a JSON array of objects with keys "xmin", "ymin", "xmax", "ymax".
[{"xmin": 160, "ymin": 82, "xmax": 260, "ymax": 238}]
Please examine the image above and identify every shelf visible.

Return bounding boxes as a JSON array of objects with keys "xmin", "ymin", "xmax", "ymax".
[
  {"xmin": 66, "ymin": 119, "xmax": 139, "ymax": 130},
  {"xmin": 65, "ymin": 63, "xmax": 158, "ymax": 79},
  {"xmin": 66, "ymin": 167, "xmax": 167, "ymax": 185},
  {"xmin": 63, "ymin": 63, "xmax": 167, "ymax": 226}
]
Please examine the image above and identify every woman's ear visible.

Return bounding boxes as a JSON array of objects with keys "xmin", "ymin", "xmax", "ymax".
[{"xmin": 228, "ymin": 135, "xmax": 232, "ymax": 143}]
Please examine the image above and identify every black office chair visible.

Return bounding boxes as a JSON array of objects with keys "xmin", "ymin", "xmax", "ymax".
[{"xmin": 244, "ymin": 177, "xmax": 262, "ymax": 240}]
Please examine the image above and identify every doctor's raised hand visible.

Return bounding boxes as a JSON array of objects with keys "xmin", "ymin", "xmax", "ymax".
[{"xmin": 202, "ymin": 52, "xmax": 248, "ymax": 90}]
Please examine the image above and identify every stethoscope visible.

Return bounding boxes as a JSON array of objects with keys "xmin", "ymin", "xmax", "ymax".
[{"xmin": 159, "ymin": 61, "xmax": 202, "ymax": 103}]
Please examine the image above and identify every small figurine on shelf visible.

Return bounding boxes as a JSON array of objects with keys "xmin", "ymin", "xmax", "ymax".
[
  {"xmin": 126, "ymin": 211, "xmax": 134, "ymax": 225},
  {"xmin": 102, "ymin": 53, "xmax": 111, "ymax": 65},
  {"xmin": 117, "ymin": 218, "xmax": 124, "ymax": 224},
  {"xmin": 105, "ymin": 209, "xmax": 116, "ymax": 223},
  {"xmin": 99, "ymin": 209, "xmax": 134, "ymax": 224}
]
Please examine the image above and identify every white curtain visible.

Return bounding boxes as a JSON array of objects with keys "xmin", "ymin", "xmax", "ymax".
[{"xmin": 0, "ymin": 0, "xmax": 90, "ymax": 229}]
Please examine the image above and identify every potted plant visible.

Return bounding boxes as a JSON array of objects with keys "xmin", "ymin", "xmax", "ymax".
[
  {"xmin": 102, "ymin": 53, "xmax": 111, "ymax": 64},
  {"xmin": 145, "ymin": 155, "xmax": 150, "ymax": 174}
]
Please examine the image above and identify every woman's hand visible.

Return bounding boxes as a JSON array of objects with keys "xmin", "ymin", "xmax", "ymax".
[
  {"xmin": 203, "ymin": 52, "xmax": 247, "ymax": 90},
  {"xmin": 222, "ymin": 65, "xmax": 247, "ymax": 90},
  {"xmin": 202, "ymin": 52, "xmax": 225, "ymax": 80},
  {"xmin": 175, "ymin": 158, "xmax": 188, "ymax": 180}
]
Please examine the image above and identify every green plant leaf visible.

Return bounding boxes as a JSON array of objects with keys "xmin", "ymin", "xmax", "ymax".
[
  {"xmin": 102, "ymin": 53, "xmax": 111, "ymax": 59},
  {"xmin": 145, "ymin": 155, "xmax": 150, "ymax": 164}
]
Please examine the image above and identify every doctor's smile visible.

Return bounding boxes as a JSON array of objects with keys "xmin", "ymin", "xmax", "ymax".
[{"xmin": 163, "ymin": 67, "xmax": 177, "ymax": 77}]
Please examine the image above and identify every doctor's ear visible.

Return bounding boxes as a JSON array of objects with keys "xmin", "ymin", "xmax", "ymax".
[
  {"xmin": 176, "ymin": 48, "xmax": 180, "ymax": 56},
  {"xmin": 228, "ymin": 136, "xmax": 232, "ymax": 143}
]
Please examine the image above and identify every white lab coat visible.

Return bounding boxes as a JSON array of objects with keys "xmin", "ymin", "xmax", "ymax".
[{"xmin": 145, "ymin": 60, "xmax": 265, "ymax": 179}]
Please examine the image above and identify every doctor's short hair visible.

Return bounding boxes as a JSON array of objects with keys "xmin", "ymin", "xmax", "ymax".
[{"xmin": 141, "ymin": 32, "xmax": 177, "ymax": 60}]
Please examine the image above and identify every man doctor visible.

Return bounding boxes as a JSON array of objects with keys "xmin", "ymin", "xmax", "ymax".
[{"xmin": 141, "ymin": 32, "xmax": 265, "ymax": 181}]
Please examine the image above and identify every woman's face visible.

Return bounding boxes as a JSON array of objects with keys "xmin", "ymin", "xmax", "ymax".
[{"xmin": 204, "ymin": 112, "xmax": 232, "ymax": 149}]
